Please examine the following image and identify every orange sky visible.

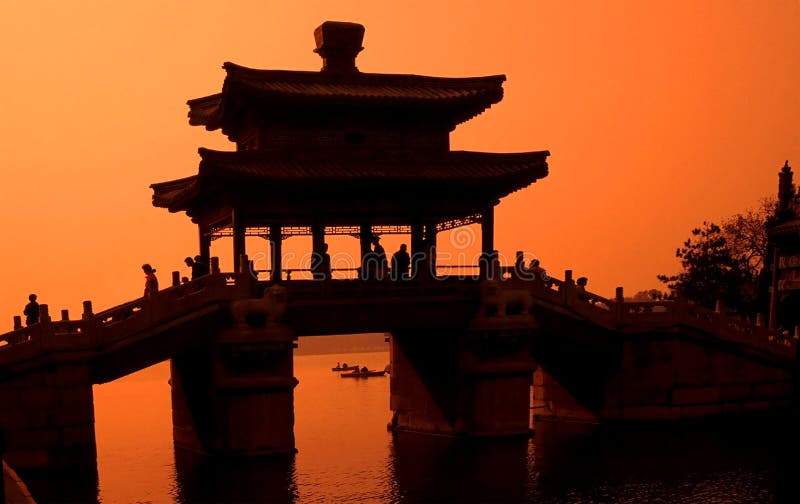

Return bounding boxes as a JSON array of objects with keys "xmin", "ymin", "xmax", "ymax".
[{"xmin": 1, "ymin": 1, "xmax": 799, "ymax": 324}]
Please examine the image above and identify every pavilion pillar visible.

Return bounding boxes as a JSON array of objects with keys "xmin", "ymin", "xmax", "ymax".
[
  {"xmin": 270, "ymin": 224, "xmax": 283, "ymax": 282},
  {"xmin": 312, "ymin": 223, "xmax": 325, "ymax": 255},
  {"xmin": 312, "ymin": 223, "xmax": 325, "ymax": 278},
  {"xmin": 359, "ymin": 224, "xmax": 372, "ymax": 259},
  {"xmin": 411, "ymin": 222, "xmax": 424, "ymax": 280},
  {"xmin": 360, "ymin": 224, "xmax": 372, "ymax": 279},
  {"xmin": 232, "ymin": 211, "xmax": 246, "ymax": 274},
  {"xmin": 480, "ymin": 206, "xmax": 495, "ymax": 280},
  {"xmin": 199, "ymin": 226, "xmax": 211, "ymax": 262},
  {"xmin": 424, "ymin": 222, "xmax": 437, "ymax": 280}
]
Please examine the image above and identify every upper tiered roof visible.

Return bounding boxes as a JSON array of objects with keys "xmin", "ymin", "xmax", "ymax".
[
  {"xmin": 188, "ymin": 65, "xmax": 505, "ymax": 132},
  {"xmin": 151, "ymin": 21, "xmax": 550, "ymax": 225}
]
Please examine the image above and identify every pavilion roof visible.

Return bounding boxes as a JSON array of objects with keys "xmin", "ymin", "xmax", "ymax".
[
  {"xmin": 188, "ymin": 63, "xmax": 506, "ymax": 131},
  {"xmin": 151, "ymin": 148, "xmax": 549, "ymax": 214}
]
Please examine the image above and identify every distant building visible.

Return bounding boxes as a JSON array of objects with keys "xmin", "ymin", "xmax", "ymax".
[{"xmin": 766, "ymin": 161, "xmax": 800, "ymax": 331}]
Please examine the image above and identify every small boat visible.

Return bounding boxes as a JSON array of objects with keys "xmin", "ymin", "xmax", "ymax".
[
  {"xmin": 341, "ymin": 369, "xmax": 387, "ymax": 378},
  {"xmin": 332, "ymin": 364, "xmax": 359, "ymax": 372}
]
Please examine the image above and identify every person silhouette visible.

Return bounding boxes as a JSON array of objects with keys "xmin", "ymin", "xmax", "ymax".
[
  {"xmin": 372, "ymin": 236, "xmax": 387, "ymax": 279},
  {"xmin": 185, "ymin": 256, "xmax": 209, "ymax": 280},
  {"xmin": 576, "ymin": 276, "xmax": 590, "ymax": 302},
  {"xmin": 313, "ymin": 243, "xmax": 332, "ymax": 280},
  {"xmin": 391, "ymin": 244, "xmax": 410, "ymax": 280},
  {"xmin": 23, "ymin": 294, "xmax": 40, "ymax": 326},
  {"xmin": 142, "ymin": 264, "xmax": 159, "ymax": 297}
]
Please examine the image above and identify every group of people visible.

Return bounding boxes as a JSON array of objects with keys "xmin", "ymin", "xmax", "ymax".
[
  {"xmin": 311, "ymin": 236, "xmax": 411, "ymax": 281},
  {"xmin": 362, "ymin": 236, "xmax": 411, "ymax": 281},
  {"xmin": 140, "ymin": 255, "xmax": 210, "ymax": 298}
]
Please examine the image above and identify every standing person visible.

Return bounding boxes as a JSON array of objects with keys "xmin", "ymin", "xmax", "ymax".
[
  {"xmin": 391, "ymin": 244, "xmax": 411, "ymax": 280},
  {"xmin": 142, "ymin": 264, "xmax": 159, "ymax": 297},
  {"xmin": 576, "ymin": 276, "xmax": 590, "ymax": 302},
  {"xmin": 23, "ymin": 294, "xmax": 39, "ymax": 326},
  {"xmin": 372, "ymin": 236, "xmax": 387, "ymax": 279},
  {"xmin": 185, "ymin": 256, "xmax": 208, "ymax": 280},
  {"xmin": 312, "ymin": 243, "xmax": 332, "ymax": 280},
  {"xmin": 193, "ymin": 255, "xmax": 210, "ymax": 277},
  {"xmin": 184, "ymin": 256, "xmax": 197, "ymax": 279}
]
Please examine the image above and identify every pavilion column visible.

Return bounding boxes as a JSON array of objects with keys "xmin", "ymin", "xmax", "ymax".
[
  {"xmin": 480, "ymin": 206, "xmax": 495, "ymax": 280},
  {"xmin": 199, "ymin": 226, "xmax": 211, "ymax": 262},
  {"xmin": 232, "ymin": 211, "xmax": 246, "ymax": 274},
  {"xmin": 360, "ymin": 224, "xmax": 372, "ymax": 279},
  {"xmin": 312, "ymin": 223, "xmax": 325, "ymax": 278},
  {"xmin": 411, "ymin": 222, "xmax": 424, "ymax": 280},
  {"xmin": 312, "ymin": 223, "xmax": 325, "ymax": 255},
  {"xmin": 424, "ymin": 222, "xmax": 437, "ymax": 280},
  {"xmin": 270, "ymin": 224, "xmax": 283, "ymax": 282}
]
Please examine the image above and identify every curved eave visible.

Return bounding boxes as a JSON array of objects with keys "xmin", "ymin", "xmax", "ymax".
[
  {"xmin": 150, "ymin": 176, "xmax": 199, "ymax": 213},
  {"xmin": 187, "ymin": 62, "xmax": 506, "ymax": 131}
]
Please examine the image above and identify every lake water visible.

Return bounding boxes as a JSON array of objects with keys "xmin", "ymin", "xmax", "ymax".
[{"xmin": 22, "ymin": 350, "xmax": 790, "ymax": 503}]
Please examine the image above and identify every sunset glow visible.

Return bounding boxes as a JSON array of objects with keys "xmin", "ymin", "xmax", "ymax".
[{"xmin": 1, "ymin": 0, "xmax": 798, "ymax": 320}]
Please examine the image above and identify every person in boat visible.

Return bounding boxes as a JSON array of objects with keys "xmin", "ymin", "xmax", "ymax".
[
  {"xmin": 336, "ymin": 361, "xmax": 341, "ymax": 368},
  {"xmin": 361, "ymin": 366, "xmax": 369, "ymax": 375}
]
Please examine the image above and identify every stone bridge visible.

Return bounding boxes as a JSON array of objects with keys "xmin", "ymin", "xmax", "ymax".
[{"xmin": 0, "ymin": 263, "xmax": 796, "ymax": 471}]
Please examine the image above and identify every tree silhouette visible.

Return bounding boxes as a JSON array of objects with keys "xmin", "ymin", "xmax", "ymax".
[{"xmin": 658, "ymin": 222, "xmax": 754, "ymax": 314}]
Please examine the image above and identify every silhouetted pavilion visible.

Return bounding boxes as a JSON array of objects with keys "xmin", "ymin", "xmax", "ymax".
[{"xmin": 151, "ymin": 21, "xmax": 549, "ymax": 279}]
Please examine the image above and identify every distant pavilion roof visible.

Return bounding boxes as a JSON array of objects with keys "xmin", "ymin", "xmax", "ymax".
[
  {"xmin": 151, "ymin": 148, "xmax": 549, "ymax": 214},
  {"xmin": 188, "ymin": 62, "xmax": 506, "ymax": 131}
]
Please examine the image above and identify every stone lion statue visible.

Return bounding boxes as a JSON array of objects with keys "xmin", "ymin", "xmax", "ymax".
[
  {"xmin": 230, "ymin": 284, "xmax": 287, "ymax": 328},
  {"xmin": 479, "ymin": 280, "xmax": 533, "ymax": 318}
]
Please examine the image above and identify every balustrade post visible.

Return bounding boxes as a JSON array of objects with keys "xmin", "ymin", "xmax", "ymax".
[
  {"xmin": 39, "ymin": 305, "xmax": 51, "ymax": 324},
  {"xmin": 210, "ymin": 256, "xmax": 220, "ymax": 275},
  {"xmin": 563, "ymin": 270, "xmax": 574, "ymax": 305},
  {"xmin": 61, "ymin": 309, "xmax": 69, "ymax": 321},
  {"xmin": 514, "ymin": 251, "xmax": 524, "ymax": 279},
  {"xmin": 13, "ymin": 316, "xmax": 22, "ymax": 330},
  {"xmin": 82, "ymin": 300, "xmax": 94, "ymax": 319},
  {"xmin": 172, "ymin": 271, "xmax": 180, "ymax": 287},
  {"xmin": 794, "ymin": 326, "xmax": 799, "ymax": 340},
  {"xmin": 756, "ymin": 313, "xmax": 764, "ymax": 327},
  {"xmin": 615, "ymin": 287, "xmax": 624, "ymax": 323},
  {"xmin": 715, "ymin": 300, "xmax": 723, "ymax": 313}
]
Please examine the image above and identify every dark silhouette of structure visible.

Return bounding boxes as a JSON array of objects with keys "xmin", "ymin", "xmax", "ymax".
[
  {"xmin": 0, "ymin": 22, "xmax": 795, "ymax": 476},
  {"xmin": 767, "ymin": 161, "xmax": 800, "ymax": 332}
]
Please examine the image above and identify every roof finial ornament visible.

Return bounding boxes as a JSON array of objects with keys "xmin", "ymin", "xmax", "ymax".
[
  {"xmin": 778, "ymin": 159, "xmax": 795, "ymax": 213},
  {"xmin": 314, "ymin": 21, "xmax": 365, "ymax": 74}
]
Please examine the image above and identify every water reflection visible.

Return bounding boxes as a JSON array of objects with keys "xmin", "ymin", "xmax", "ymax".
[
  {"xmin": 21, "ymin": 464, "xmax": 99, "ymax": 504},
  {"xmin": 173, "ymin": 448, "xmax": 298, "ymax": 503},
  {"xmin": 389, "ymin": 432, "xmax": 531, "ymax": 503},
  {"xmin": 530, "ymin": 421, "xmax": 777, "ymax": 503}
]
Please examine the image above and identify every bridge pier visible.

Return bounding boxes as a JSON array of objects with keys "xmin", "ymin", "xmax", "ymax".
[
  {"xmin": 170, "ymin": 322, "xmax": 298, "ymax": 456},
  {"xmin": 0, "ymin": 363, "xmax": 96, "ymax": 470},
  {"xmin": 390, "ymin": 323, "xmax": 536, "ymax": 437}
]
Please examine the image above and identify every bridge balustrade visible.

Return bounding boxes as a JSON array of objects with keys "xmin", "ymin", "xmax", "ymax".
[{"xmin": 1, "ymin": 262, "xmax": 796, "ymax": 367}]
